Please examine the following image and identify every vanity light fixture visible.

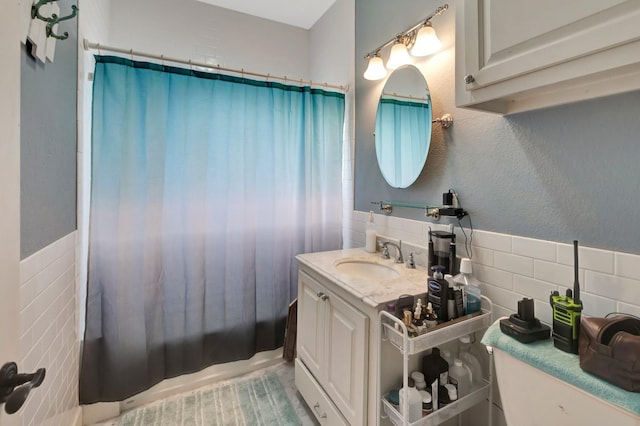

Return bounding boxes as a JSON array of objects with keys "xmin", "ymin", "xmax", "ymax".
[
  {"xmin": 386, "ymin": 36, "xmax": 412, "ymax": 70},
  {"xmin": 363, "ymin": 4, "xmax": 448, "ymax": 81},
  {"xmin": 363, "ymin": 52, "xmax": 388, "ymax": 80},
  {"xmin": 411, "ymin": 22, "xmax": 442, "ymax": 57}
]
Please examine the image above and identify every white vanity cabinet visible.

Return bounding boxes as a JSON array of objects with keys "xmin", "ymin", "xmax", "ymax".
[
  {"xmin": 296, "ymin": 269, "xmax": 368, "ymax": 426},
  {"xmin": 455, "ymin": 0, "xmax": 640, "ymax": 114},
  {"xmin": 295, "ymin": 248, "xmax": 443, "ymax": 426}
]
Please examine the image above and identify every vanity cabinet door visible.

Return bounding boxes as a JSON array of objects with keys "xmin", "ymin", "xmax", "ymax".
[
  {"xmin": 324, "ymin": 288, "xmax": 368, "ymax": 426},
  {"xmin": 456, "ymin": 0, "xmax": 640, "ymax": 114},
  {"xmin": 296, "ymin": 270, "xmax": 368, "ymax": 426},
  {"xmin": 297, "ymin": 271, "xmax": 326, "ymax": 381}
]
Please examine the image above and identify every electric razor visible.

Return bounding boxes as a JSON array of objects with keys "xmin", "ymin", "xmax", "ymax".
[{"xmin": 550, "ymin": 240, "xmax": 583, "ymax": 354}]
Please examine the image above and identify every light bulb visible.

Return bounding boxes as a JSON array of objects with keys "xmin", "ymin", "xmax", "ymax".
[
  {"xmin": 386, "ymin": 41, "xmax": 412, "ymax": 70},
  {"xmin": 363, "ymin": 55, "xmax": 387, "ymax": 80},
  {"xmin": 411, "ymin": 24, "xmax": 442, "ymax": 57}
]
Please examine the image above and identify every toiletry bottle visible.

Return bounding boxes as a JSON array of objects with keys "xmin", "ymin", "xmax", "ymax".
[
  {"xmin": 453, "ymin": 258, "xmax": 482, "ymax": 314},
  {"xmin": 399, "ymin": 378, "xmax": 423, "ymax": 422},
  {"xmin": 445, "ymin": 274, "xmax": 456, "ymax": 320},
  {"xmin": 448, "ymin": 358, "xmax": 472, "ymax": 398},
  {"xmin": 365, "ymin": 211, "xmax": 377, "ymax": 253},
  {"xmin": 412, "ymin": 299, "xmax": 423, "ymax": 326},
  {"xmin": 441, "ymin": 348, "xmax": 454, "ymax": 368},
  {"xmin": 411, "ymin": 371, "xmax": 427, "ymax": 391},
  {"xmin": 428, "ymin": 266, "xmax": 449, "ymax": 322},
  {"xmin": 422, "ymin": 347, "xmax": 449, "ymax": 396},
  {"xmin": 424, "ymin": 302, "xmax": 438, "ymax": 329},
  {"xmin": 458, "ymin": 335, "xmax": 483, "ymax": 388},
  {"xmin": 419, "ymin": 390, "xmax": 433, "ymax": 416}
]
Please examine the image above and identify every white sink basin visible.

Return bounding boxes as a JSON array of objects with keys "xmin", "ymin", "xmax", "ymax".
[{"xmin": 335, "ymin": 259, "xmax": 401, "ymax": 281}]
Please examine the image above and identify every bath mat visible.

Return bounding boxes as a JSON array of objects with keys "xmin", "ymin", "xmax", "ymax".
[{"xmin": 118, "ymin": 372, "xmax": 302, "ymax": 425}]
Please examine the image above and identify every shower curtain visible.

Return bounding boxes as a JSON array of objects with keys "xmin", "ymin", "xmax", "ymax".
[{"xmin": 79, "ymin": 56, "xmax": 345, "ymax": 403}]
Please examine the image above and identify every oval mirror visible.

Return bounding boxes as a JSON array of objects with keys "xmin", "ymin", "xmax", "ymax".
[{"xmin": 374, "ymin": 65, "xmax": 432, "ymax": 188}]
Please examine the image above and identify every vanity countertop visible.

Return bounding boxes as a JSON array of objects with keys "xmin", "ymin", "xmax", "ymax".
[{"xmin": 296, "ymin": 247, "xmax": 429, "ymax": 308}]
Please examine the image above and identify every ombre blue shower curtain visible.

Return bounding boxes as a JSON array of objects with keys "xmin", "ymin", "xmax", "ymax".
[{"xmin": 79, "ymin": 56, "xmax": 345, "ymax": 403}]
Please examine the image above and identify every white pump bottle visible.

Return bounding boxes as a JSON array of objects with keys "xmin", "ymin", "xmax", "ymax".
[{"xmin": 365, "ymin": 211, "xmax": 377, "ymax": 253}]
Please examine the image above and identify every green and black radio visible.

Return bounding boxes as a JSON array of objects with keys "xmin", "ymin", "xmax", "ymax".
[{"xmin": 549, "ymin": 240, "xmax": 583, "ymax": 354}]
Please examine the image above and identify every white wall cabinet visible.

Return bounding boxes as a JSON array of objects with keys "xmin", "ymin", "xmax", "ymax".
[
  {"xmin": 296, "ymin": 270, "xmax": 368, "ymax": 426},
  {"xmin": 455, "ymin": 0, "xmax": 640, "ymax": 114}
]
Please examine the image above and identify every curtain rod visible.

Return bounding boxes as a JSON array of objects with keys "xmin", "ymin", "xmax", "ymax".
[{"xmin": 83, "ymin": 39, "xmax": 349, "ymax": 93}]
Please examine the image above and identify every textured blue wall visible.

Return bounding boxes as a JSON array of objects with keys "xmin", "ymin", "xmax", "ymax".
[
  {"xmin": 21, "ymin": 0, "xmax": 78, "ymax": 259},
  {"xmin": 355, "ymin": 0, "xmax": 640, "ymax": 254}
]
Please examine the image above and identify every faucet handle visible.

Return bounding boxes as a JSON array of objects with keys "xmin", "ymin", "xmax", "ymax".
[
  {"xmin": 406, "ymin": 252, "xmax": 416, "ymax": 269},
  {"xmin": 380, "ymin": 243, "xmax": 390, "ymax": 259}
]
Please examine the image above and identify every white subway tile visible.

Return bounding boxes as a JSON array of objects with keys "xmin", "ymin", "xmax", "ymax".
[
  {"xmin": 491, "ymin": 304, "xmax": 513, "ymax": 320},
  {"xmin": 533, "ymin": 300, "xmax": 553, "ymax": 325},
  {"xmin": 20, "ymin": 252, "xmax": 43, "ymax": 284},
  {"xmin": 617, "ymin": 302, "xmax": 640, "ymax": 317},
  {"xmin": 558, "ymin": 244, "xmax": 614, "ymax": 274},
  {"xmin": 482, "ymin": 284, "xmax": 521, "ymax": 312},
  {"xmin": 494, "ymin": 252, "xmax": 534, "ymax": 277},
  {"xmin": 20, "ymin": 275, "xmax": 38, "ymax": 310},
  {"xmin": 472, "ymin": 230, "xmax": 512, "ymax": 253},
  {"xmin": 513, "ymin": 236, "xmax": 556, "ymax": 262},
  {"xmin": 513, "ymin": 275, "xmax": 558, "ymax": 302},
  {"xmin": 615, "ymin": 252, "xmax": 640, "ymax": 280},
  {"xmin": 474, "ymin": 264, "xmax": 513, "ymax": 290},
  {"xmin": 470, "ymin": 247, "xmax": 494, "ymax": 267},
  {"xmin": 580, "ymin": 293, "xmax": 617, "ymax": 317},
  {"xmin": 533, "ymin": 259, "xmax": 575, "ymax": 287},
  {"xmin": 585, "ymin": 271, "xmax": 640, "ymax": 306}
]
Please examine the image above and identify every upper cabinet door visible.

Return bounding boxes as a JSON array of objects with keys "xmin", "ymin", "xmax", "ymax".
[{"xmin": 456, "ymin": 0, "xmax": 640, "ymax": 114}]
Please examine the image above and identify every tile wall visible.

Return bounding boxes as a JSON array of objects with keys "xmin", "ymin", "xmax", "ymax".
[
  {"xmin": 346, "ymin": 211, "xmax": 640, "ymax": 322},
  {"xmin": 18, "ymin": 232, "xmax": 80, "ymax": 426}
]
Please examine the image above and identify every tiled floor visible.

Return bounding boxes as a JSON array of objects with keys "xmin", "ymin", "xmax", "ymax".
[{"xmin": 93, "ymin": 361, "xmax": 317, "ymax": 425}]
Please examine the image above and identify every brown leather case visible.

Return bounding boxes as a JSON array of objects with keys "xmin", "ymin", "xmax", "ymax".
[{"xmin": 579, "ymin": 315, "xmax": 640, "ymax": 392}]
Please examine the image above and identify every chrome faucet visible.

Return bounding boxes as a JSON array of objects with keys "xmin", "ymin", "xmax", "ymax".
[{"xmin": 382, "ymin": 241, "xmax": 404, "ymax": 264}]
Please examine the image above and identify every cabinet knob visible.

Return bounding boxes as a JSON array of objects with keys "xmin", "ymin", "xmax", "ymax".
[
  {"xmin": 313, "ymin": 403, "xmax": 328, "ymax": 419},
  {"xmin": 321, "ymin": 294, "xmax": 329, "ymax": 301},
  {"xmin": 316, "ymin": 291, "xmax": 325, "ymax": 298},
  {"xmin": 464, "ymin": 74, "xmax": 475, "ymax": 84}
]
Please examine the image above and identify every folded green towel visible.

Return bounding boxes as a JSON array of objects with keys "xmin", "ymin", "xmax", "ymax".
[{"xmin": 481, "ymin": 319, "xmax": 640, "ymax": 415}]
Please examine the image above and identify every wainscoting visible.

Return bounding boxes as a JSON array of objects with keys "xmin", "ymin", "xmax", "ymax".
[{"xmin": 19, "ymin": 231, "xmax": 80, "ymax": 426}]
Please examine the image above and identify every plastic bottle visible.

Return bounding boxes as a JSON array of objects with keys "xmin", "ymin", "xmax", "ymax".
[
  {"xmin": 410, "ymin": 371, "xmax": 427, "ymax": 391},
  {"xmin": 399, "ymin": 381, "xmax": 423, "ymax": 422},
  {"xmin": 365, "ymin": 211, "xmax": 377, "ymax": 253},
  {"xmin": 422, "ymin": 348, "xmax": 449, "ymax": 390},
  {"xmin": 445, "ymin": 274, "xmax": 456, "ymax": 320},
  {"xmin": 458, "ymin": 335, "xmax": 484, "ymax": 388},
  {"xmin": 441, "ymin": 348, "xmax": 454, "ymax": 368},
  {"xmin": 453, "ymin": 258, "xmax": 482, "ymax": 314},
  {"xmin": 448, "ymin": 358, "xmax": 472, "ymax": 398},
  {"xmin": 428, "ymin": 266, "xmax": 449, "ymax": 322},
  {"xmin": 419, "ymin": 390, "xmax": 433, "ymax": 416}
]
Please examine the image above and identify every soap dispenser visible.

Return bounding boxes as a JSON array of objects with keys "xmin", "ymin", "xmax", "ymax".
[{"xmin": 365, "ymin": 211, "xmax": 377, "ymax": 253}]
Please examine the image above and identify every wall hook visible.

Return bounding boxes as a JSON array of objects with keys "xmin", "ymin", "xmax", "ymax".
[
  {"xmin": 31, "ymin": 0, "xmax": 79, "ymax": 41},
  {"xmin": 0, "ymin": 362, "xmax": 46, "ymax": 415}
]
